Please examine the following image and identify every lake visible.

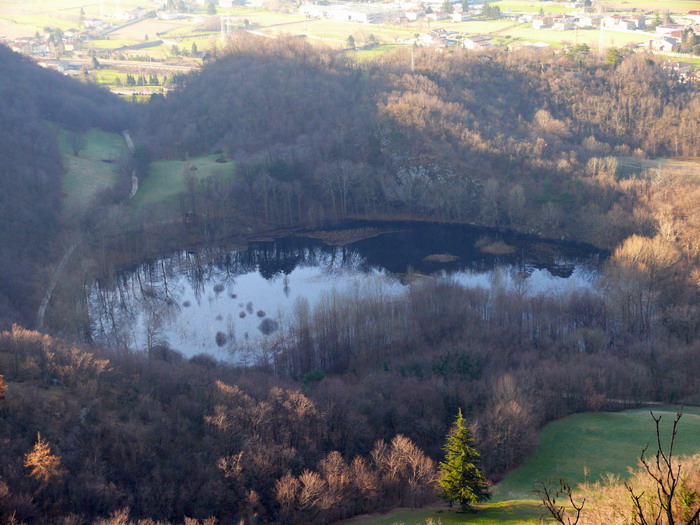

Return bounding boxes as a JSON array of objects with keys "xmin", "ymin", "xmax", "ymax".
[{"xmin": 87, "ymin": 222, "xmax": 604, "ymax": 362}]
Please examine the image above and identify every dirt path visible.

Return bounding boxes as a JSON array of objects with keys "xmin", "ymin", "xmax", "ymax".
[{"xmin": 36, "ymin": 241, "xmax": 80, "ymax": 330}]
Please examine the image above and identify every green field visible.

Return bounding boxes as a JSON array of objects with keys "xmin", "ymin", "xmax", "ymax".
[
  {"xmin": 494, "ymin": 0, "xmax": 698, "ymax": 14},
  {"xmin": 131, "ymin": 154, "xmax": 235, "ymax": 211},
  {"xmin": 354, "ymin": 500, "xmax": 544, "ymax": 525},
  {"xmin": 354, "ymin": 406, "xmax": 700, "ymax": 524},
  {"xmin": 59, "ymin": 127, "xmax": 126, "ymax": 214},
  {"xmin": 504, "ymin": 26, "xmax": 652, "ymax": 48},
  {"xmin": 603, "ymin": 0, "xmax": 700, "ymax": 13},
  {"xmin": 492, "ymin": 1, "xmax": 577, "ymax": 14},
  {"xmin": 495, "ymin": 406, "xmax": 700, "ymax": 501}
]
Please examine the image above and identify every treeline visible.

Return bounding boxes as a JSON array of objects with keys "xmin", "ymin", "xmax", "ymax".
[
  {"xmin": 134, "ymin": 35, "xmax": 699, "ymax": 251},
  {"xmin": 0, "ymin": 45, "xmax": 131, "ymax": 329}
]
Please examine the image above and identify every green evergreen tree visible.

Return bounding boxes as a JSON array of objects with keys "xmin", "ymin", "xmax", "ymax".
[{"xmin": 438, "ymin": 409, "xmax": 490, "ymax": 512}]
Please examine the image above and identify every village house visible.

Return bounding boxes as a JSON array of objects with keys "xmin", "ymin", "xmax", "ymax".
[
  {"xmin": 632, "ymin": 14, "xmax": 646, "ymax": 28},
  {"xmin": 656, "ymin": 23, "xmax": 686, "ymax": 35},
  {"xmin": 643, "ymin": 37, "xmax": 679, "ymax": 52},
  {"xmin": 532, "ymin": 16, "xmax": 552, "ymax": 29},
  {"xmin": 551, "ymin": 14, "xmax": 575, "ymax": 30},
  {"xmin": 405, "ymin": 8, "xmax": 424, "ymax": 21},
  {"xmin": 452, "ymin": 11, "xmax": 471, "ymax": 22},
  {"xmin": 82, "ymin": 17, "xmax": 105, "ymax": 28},
  {"xmin": 602, "ymin": 14, "xmax": 640, "ymax": 31},
  {"xmin": 662, "ymin": 60, "xmax": 698, "ymax": 83},
  {"xmin": 426, "ymin": 11, "xmax": 450, "ymax": 21},
  {"xmin": 462, "ymin": 34, "xmax": 494, "ymax": 49},
  {"xmin": 575, "ymin": 15, "xmax": 601, "ymax": 28},
  {"xmin": 510, "ymin": 40, "xmax": 551, "ymax": 51}
]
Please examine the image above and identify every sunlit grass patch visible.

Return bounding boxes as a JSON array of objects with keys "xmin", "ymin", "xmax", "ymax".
[
  {"xmin": 132, "ymin": 154, "xmax": 235, "ymax": 210},
  {"xmin": 58, "ymin": 127, "xmax": 126, "ymax": 214}
]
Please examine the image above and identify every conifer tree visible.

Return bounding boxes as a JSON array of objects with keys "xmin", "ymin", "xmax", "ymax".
[{"xmin": 438, "ymin": 409, "xmax": 490, "ymax": 512}]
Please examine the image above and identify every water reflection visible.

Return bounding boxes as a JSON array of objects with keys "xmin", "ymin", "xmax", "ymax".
[{"xmin": 88, "ymin": 223, "xmax": 603, "ymax": 361}]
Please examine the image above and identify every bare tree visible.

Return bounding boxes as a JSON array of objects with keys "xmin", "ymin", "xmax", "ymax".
[
  {"xmin": 626, "ymin": 410, "xmax": 700, "ymax": 525},
  {"xmin": 537, "ymin": 479, "xmax": 585, "ymax": 525}
]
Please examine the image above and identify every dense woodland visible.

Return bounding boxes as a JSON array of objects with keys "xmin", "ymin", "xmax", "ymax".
[
  {"xmin": 0, "ymin": 37, "xmax": 699, "ymax": 523},
  {"xmin": 136, "ymin": 35, "xmax": 698, "ymax": 251}
]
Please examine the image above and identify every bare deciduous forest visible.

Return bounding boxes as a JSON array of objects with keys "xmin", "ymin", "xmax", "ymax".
[{"xmin": 0, "ymin": 34, "xmax": 699, "ymax": 523}]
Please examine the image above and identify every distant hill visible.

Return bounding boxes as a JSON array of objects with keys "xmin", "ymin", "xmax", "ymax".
[{"xmin": 137, "ymin": 34, "xmax": 699, "ymax": 248}]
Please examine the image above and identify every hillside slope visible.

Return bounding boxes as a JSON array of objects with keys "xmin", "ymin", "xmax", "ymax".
[{"xmin": 0, "ymin": 44, "xmax": 130, "ymax": 327}]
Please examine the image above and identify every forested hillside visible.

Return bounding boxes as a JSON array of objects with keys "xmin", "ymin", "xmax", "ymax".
[
  {"xmin": 138, "ymin": 35, "xmax": 699, "ymax": 251},
  {"xmin": 0, "ymin": 45, "xmax": 130, "ymax": 328}
]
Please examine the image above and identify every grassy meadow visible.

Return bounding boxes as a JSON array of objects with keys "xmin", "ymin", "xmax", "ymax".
[
  {"xmin": 492, "ymin": 1, "xmax": 577, "ymax": 14},
  {"xmin": 58, "ymin": 128, "xmax": 125, "ymax": 214},
  {"xmin": 131, "ymin": 154, "xmax": 235, "ymax": 211},
  {"xmin": 506, "ymin": 26, "xmax": 652, "ymax": 48},
  {"xmin": 495, "ymin": 406, "xmax": 700, "ymax": 501},
  {"xmin": 352, "ymin": 406, "xmax": 700, "ymax": 525},
  {"xmin": 600, "ymin": 0, "xmax": 700, "ymax": 13}
]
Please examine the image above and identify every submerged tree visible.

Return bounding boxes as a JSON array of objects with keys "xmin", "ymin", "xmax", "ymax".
[{"xmin": 438, "ymin": 409, "xmax": 490, "ymax": 512}]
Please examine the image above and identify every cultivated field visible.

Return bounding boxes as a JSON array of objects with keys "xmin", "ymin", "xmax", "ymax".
[
  {"xmin": 0, "ymin": 0, "xmax": 150, "ymax": 37},
  {"xmin": 492, "ymin": 1, "xmax": 577, "ymax": 14},
  {"xmin": 506, "ymin": 26, "xmax": 653, "ymax": 47},
  {"xmin": 493, "ymin": 0, "xmax": 698, "ymax": 14},
  {"xmin": 598, "ymin": 0, "xmax": 700, "ymax": 13}
]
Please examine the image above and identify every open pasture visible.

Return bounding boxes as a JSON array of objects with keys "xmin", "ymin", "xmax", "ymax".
[
  {"xmin": 492, "ymin": 1, "xmax": 577, "ymax": 14},
  {"xmin": 495, "ymin": 406, "xmax": 700, "ymax": 501},
  {"xmin": 131, "ymin": 154, "xmax": 235, "ymax": 211},
  {"xmin": 108, "ymin": 18, "xmax": 193, "ymax": 41},
  {"xmin": 353, "ymin": 406, "xmax": 700, "ymax": 525},
  {"xmin": 598, "ymin": 0, "xmax": 700, "ymax": 13},
  {"xmin": 506, "ymin": 26, "xmax": 653, "ymax": 47},
  {"xmin": 59, "ymin": 127, "xmax": 125, "ymax": 214}
]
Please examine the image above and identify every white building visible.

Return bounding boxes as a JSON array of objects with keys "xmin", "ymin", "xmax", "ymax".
[{"xmin": 452, "ymin": 12, "xmax": 470, "ymax": 21}]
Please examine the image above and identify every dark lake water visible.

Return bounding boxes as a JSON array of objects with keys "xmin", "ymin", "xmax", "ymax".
[{"xmin": 87, "ymin": 222, "xmax": 604, "ymax": 362}]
